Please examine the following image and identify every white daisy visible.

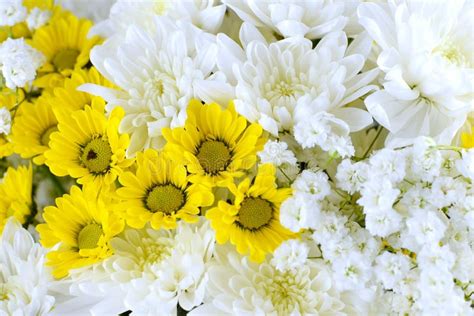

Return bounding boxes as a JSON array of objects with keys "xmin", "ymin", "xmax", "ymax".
[
  {"xmin": 0, "ymin": 218, "xmax": 55, "ymax": 315},
  {"xmin": 217, "ymin": 23, "xmax": 378, "ymax": 138},
  {"xmin": 68, "ymin": 220, "xmax": 215, "ymax": 315},
  {"xmin": 358, "ymin": 0, "xmax": 474, "ymax": 146},
  {"xmin": 82, "ymin": 16, "xmax": 231, "ymax": 156},
  {"xmin": 90, "ymin": 0, "xmax": 227, "ymax": 37},
  {"xmin": 192, "ymin": 245, "xmax": 352, "ymax": 315},
  {"xmin": 223, "ymin": 0, "xmax": 361, "ymax": 40}
]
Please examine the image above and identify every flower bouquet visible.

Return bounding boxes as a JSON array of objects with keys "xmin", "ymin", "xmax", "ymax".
[{"xmin": 0, "ymin": 0, "xmax": 473, "ymax": 315}]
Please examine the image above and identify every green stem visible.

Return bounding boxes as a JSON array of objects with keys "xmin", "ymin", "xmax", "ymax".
[
  {"xmin": 278, "ymin": 166, "xmax": 292, "ymax": 183},
  {"xmin": 362, "ymin": 127, "xmax": 383, "ymax": 159}
]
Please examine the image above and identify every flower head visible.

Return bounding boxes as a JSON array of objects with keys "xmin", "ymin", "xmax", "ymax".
[
  {"xmin": 163, "ymin": 100, "xmax": 265, "ymax": 187},
  {"xmin": 206, "ymin": 164, "xmax": 296, "ymax": 262},
  {"xmin": 37, "ymin": 183, "xmax": 124, "ymax": 278},
  {"xmin": 117, "ymin": 149, "xmax": 214, "ymax": 230}
]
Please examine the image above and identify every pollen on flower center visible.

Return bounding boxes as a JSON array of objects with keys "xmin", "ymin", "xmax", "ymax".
[
  {"xmin": 196, "ymin": 140, "xmax": 231, "ymax": 175},
  {"xmin": 237, "ymin": 197, "xmax": 273, "ymax": 230},
  {"xmin": 145, "ymin": 184, "xmax": 185, "ymax": 214},
  {"xmin": 77, "ymin": 223, "xmax": 103, "ymax": 250},
  {"xmin": 40, "ymin": 125, "xmax": 58, "ymax": 146},
  {"xmin": 53, "ymin": 48, "xmax": 80, "ymax": 71},
  {"xmin": 80, "ymin": 138, "xmax": 113, "ymax": 174},
  {"xmin": 275, "ymin": 81, "xmax": 295, "ymax": 97}
]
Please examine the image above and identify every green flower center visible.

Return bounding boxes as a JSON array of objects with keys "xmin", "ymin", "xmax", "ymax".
[
  {"xmin": 40, "ymin": 125, "xmax": 58, "ymax": 146},
  {"xmin": 80, "ymin": 138, "xmax": 113, "ymax": 174},
  {"xmin": 77, "ymin": 223, "xmax": 103, "ymax": 250},
  {"xmin": 146, "ymin": 184, "xmax": 185, "ymax": 214},
  {"xmin": 53, "ymin": 48, "xmax": 80, "ymax": 71},
  {"xmin": 196, "ymin": 140, "xmax": 231, "ymax": 175},
  {"xmin": 237, "ymin": 197, "xmax": 273, "ymax": 230}
]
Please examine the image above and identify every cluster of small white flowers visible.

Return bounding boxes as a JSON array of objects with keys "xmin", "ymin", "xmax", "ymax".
[
  {"xmin": 0, "ymin": 38, "xmax": 44, "ymax": 89},
  {"xmin": 328, "ymin": 137, "xmax": 474, "ymax": 314}
]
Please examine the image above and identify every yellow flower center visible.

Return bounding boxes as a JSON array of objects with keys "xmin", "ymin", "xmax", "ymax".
[
  {"xmin": 146, "ymin": 184, "xmax": 185, "ymax": 214},
  {"xmin": 40, "ymin": 125, "xmax": 57, "ymax": 146},
  {"xmin": 53, "ymin": 48, "xmax": 80, "ymax": 71},
  {"xmin": 80, "ymin": 138, "xmax": 113, "ymax": 174},
  {"xmin": 461, "ymin": 128, "xmax": 474, "ymax": 148},
  {"xmin": 197, "ymin": 140, "xmax": 231, "ymax": 175},
  {"xmin": 77, "ymin": 223, "xmax": 103, "ymax": 250},
  {"xmin": 237, "ymin": 197, "xmax": 273, "ymax": 230}
]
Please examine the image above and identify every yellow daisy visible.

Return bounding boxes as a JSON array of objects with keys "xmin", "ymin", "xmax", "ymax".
[
  {"xmin": 206, "ymin": 164, "xmax": 296, "ymax": 262},
  {"xmin": 11, "ymin": 96, "xmax": 58, "ymax": 164},
  {"xmin": 49, "ymin": 67, "xmax": 114, "ymax": 120},
  {"xmin": 37, "ymin": 184, "xmax": 124, "ymax": 278},
  {"xmin": 117, "ymin": 149, "xmax": 214, "ymax": 230},
  {"xmin": 31, "ymin": 13, "xmax": 100, "ymax": 88},
  {"xmin": 44, "ymin": 103, "xmax": 132, "ymax": 186},
  {"xmin": 0, "ymin": 164, "xmax": 33, "ymax": 232},
  {"xmin": 163, "ymin": 100, "xmax": 265, "ymax": 187}
]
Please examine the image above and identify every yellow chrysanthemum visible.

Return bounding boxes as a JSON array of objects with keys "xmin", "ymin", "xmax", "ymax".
[
  {"xmin": 37, "ymin": 184, "xmax": 124, "ymax": 278},
  {"xmin": 117, "ymin": 149, "xmax": 214, "ymax": 230},
  {"xmin": 49, "ymin": 67, "xmax": 114, "ymax": 120},
  {"xmin": 0, "ymin": 164, "xmax": 33, "ymax": 232},
  {"xmin": 31, "ymin": 13, "xmax": 100, "ymax": 88},
  {"xmin": 11, "ymin": 96, "xmax": 58, "ymax": 164},
  {"xmin": 163, "ymin": 100, "xmax": 265, "ymax": 187},
  {"xmin": 206, "ymin": 164, "xmax": 296, "ymax": 262},
  {"xmin": 44, "ymin": 103, "xmax": 132, "ymax": 186}
]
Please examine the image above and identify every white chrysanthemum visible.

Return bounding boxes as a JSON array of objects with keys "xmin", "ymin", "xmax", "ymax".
[
  {"xmin": 84, "ymin": 17, "xmax": 231, "ymax": 156},
  {"xmin": 0, "ymin": 218, "xmax": 55, "ymax": 315},
  {"xmin": 0, "ymin": 107, "xmax": 12, "ymax": 135},
  {"xmin": 192, "ymin": 245, "xmax": 350, "ymax": 315},
  {"xmin": 0, "ymin": 38, "xmax": 44, "ymax": 89},
  {"xmin": 217, "ymin": 25, "xmax": 378, "ymax": 138},
  {"xmin": 223, "ymin": 0, "xmax": 360, "ymax": 39},
  {"xmin": 25, "ymin": 7, "xmax": 51, "ymax": 30},
  {"xmin": 91, "ymin": 0, "xmax": 226, "ymax": 36},
  {"xmin": 68, "ymin": 220, "xmax": 215, "ymax": 315},
  {"xmin": 258, "ymin": 139, "xmax": 297, "ymax": 167},
  {"xmin": 0, "ymin": 0, "xmax": 27, "ymax": 26},
  {"xmin": 358, "ymin": 0, "xmax": 474, "ymax": 146}
]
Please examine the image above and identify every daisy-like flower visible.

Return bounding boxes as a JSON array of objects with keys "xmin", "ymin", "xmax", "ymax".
[
  {"xmin": 84, "ymin": 16, "xmax": 232, "ymax": 156},
  {"xmin": 206, "ymin": 164, "xmax": 296, "ymax": 262},
  {"xmin": 0, "ymin": 164, "xmax": 32, "ymax": 232},
  {"xmin": 163, "ymin": 100, "xmax": 265, "ymax": 187},
  {"xmin": 11, "ymin": 96, "xmax": 58, "ymax": 165},
  {"xmin": 217, "ymin": 24, "xmax": 378, "ymax": 137},
  {"xmin": 223, "ymin": 0, "xmax": 359, "ymax": 39},
  {"xmin": 90, "ymin": 0, "xmax": 226, "ymax": 37},
  {"xmin": 37, "ymin": 183, "xmax": 124, "ymax": 278},
  {"xmin": 68, "ymin": 220, "xmax": 215, "ymax": 315},
  {"xmin": 31, "ymin": 13, "xmax": 100, "ymax": 88},
  {"xmin": 192, "ymin": 245, "xmax": 349, "ymax": 315},
  {"xmin": 0, "ymin": 218, "xmax": 55, "ymax": 315},
  {"xmin": 117, "ymin": 149, "xmax": 214, "ymax": 230},
  {"xmin": 44, "ymin": 103, "xmax": 132, "ymax": 186},
  {"xmin": 358, "ymin": 0, "xmax": 474, "ymax": 146}
]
